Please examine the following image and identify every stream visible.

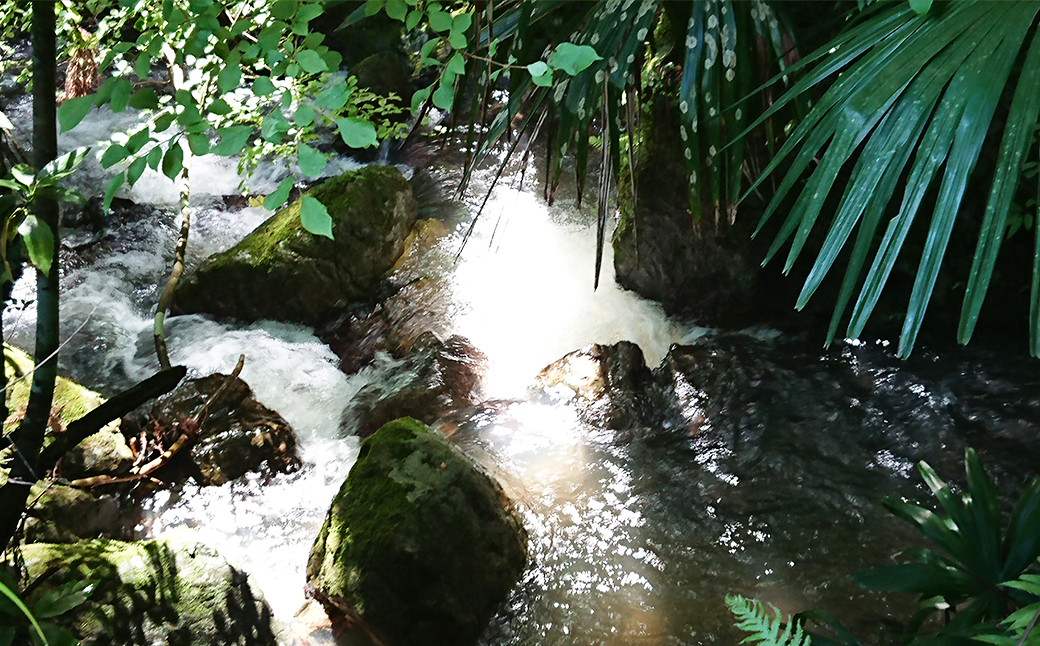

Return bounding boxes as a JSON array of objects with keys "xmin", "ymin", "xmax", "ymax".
[{"xmin": 4, "ymin": 101, "xmax": 1040, "ymax": 645}]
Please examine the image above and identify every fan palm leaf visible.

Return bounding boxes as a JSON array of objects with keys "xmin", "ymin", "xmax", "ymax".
[{"xmin": 748, "ymin": 1, "xmax": 1040, "ymax": 355}]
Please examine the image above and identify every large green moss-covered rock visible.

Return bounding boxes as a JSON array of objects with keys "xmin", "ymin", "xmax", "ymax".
[
  {"xmin": 21, "ymin": 536, "xmax": 276, "ymax": 646},
  {"xmin": 174, "ymin": 165, "xmax": 417, "ymax": 324},
  {"xmin": 2, "ymin": 344, "xmax": 134, "ymax": 479},
  {"xmin": 307, "ymin": 417, "xmax": 527, "ymax": 646}
]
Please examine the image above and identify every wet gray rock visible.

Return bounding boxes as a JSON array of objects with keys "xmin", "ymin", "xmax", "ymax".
[
  {"xmin": 23, "ymin": 482, "xmax": 126, "ymax": 543},
  {"xmin": 148, "ymin": 373, "xmax": 300, "ymax": 486},
  {"xmin": 534, "ymin": 341, "xmax": 655, "ymax": 430},
  {"xmin": 348, "ymin": 332, "xmax": 486, "ymax": 438}
]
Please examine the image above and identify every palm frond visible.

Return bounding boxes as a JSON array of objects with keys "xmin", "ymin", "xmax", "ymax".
[
  {"xmin": 726, "ymin": 594, "xmax": 813, "ymax": 646},
  {"xmin": 748, "ymin": 1, "xmax": 1040, "ymax": 355}
]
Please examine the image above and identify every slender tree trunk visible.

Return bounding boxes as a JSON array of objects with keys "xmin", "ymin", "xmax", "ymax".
[
  {"xmin": 154, "ymin": 149, "xmax": 190, "ymax": 370},
  {"xmin": 0, "ymin": 0, "xmax": 59, "ymax": 551}
]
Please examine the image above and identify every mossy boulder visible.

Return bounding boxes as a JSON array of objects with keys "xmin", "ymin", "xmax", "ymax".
[
  {"xmin": 174, "ymin": 165, "xmax": 417, "ymax": 325},
  {"xmin": 22, "ymin": 482, "xmax": 125, "ymax": 543},
  {"xmin": 306, "ymin": 417, "xmax": 527, "ymax": 646},
  {"xmin": 20, "ymin": 536, "xmax": 276, "ymax": 646},
  {"xmin": 3, "ymin": 344, "xmax": 134, "ymax": 479}
]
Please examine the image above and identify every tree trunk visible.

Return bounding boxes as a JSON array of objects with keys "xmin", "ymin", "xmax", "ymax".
[{"xmin": 0, "ymin": 0, "xmax": 59, "ymax": 552}]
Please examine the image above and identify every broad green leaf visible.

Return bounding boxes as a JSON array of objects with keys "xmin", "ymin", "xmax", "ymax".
[
  {"xmin": 385, "ymin": 0, "xmax": 406, "ymax": 21},
  {"xmin": 910, "ymin": 0, "xmax": 933, "ymax": 15},
  {"xmin": 336, "ymin": 117, "xmax": 378, "ymax": 148},
  {"xmin": 429, "ymin": 10, "xmax": 452, "ymax": 32},
  {"xmin": 146, "ymin": 145, "xmax": 164, "ymax": 170},
  {"xmin": 298, "ymin": 142, "xmax": 328, "ymax": 178},
  {"xmin": 209, "ymin": 97, "xmax": 232, "ymax": 115},
  {"xmin": 262, "ymin": 111, "xmax": 291, "ymax": 143},
  {"xmin": 101, "ymin": 144, "xmax": 130, "ymax": 169},
  {"xmin": 135, "ymin": 53, "xmax": 152, "ymax": 79},
  {"xmin": 19, "ymin": 216, "xmax": 54, "ymax": 275},
  {"xmin": 298, "ymin": 3, "xmax": 322, "ymax": 22},
  {"xmin": 40, "ymin": 147, "xmax": 89, "ymax": 180},
  {"xmin": 432, "ymin": 84, "xmax": 454, "ymax": 110},
  {"xmin": 58, "ymin": 96, "xmax": 94, "ymax": 133},
  {"xmin": 109, "ymin": 77, "xmax": 133, "ymax": 112},
  {"xmin": 127, "ymin": 156, "xmax": 148, "ymax": 186},
  {"xmin": 451, "ymin": 12, "xmax": 472, "ymax": 35},
  {"xmin": 300, "ymin": 195, "xmax": 334, "ymax": 238},
  {"xmin": 296, "ymin": 49, "xmax": 328, "ymax": 74},
  {"xmin": 254, "ymin": 76, "xmax": 277, "ymax": 96},
  {"xmin": 411, "ymin": 86, "xmax": 432, "ymax": 113},
  {"xmin": 218, "ymin": 65, "xmax": 242, "ymax": 93},
  {"xmin": 104, "ymin": 171, "xmax": 126, "ymax": 211},
  {"xmin": 528, "ymin": 62, "xmax": 552, "ymax": 87},
  {"xmin": 272, "ymin": 0, "xmax": 296, "ymax": 19},
  {"xmin": 316, "ymin": 83, "xmax": 350, "ymax": 110},
  {"xmin": 264, "ymin": 176, "xmax": 294, "ymax": 210},
  {"xmin": 548, "ymin": 42, "xmax": 601, "ymax": 76},
  {"xmin": 187, "ymin": 133, "xmax": 211, "ymax": 155},
  {"xmin": 365, "ymin": 0, "xmax": 384, "ymax": 17},
  {"xmin": 162, "ymin": 143, "xmax": 184, "ymax": 180},
  {"xmin": 211, "ymin": 125, "xmax": 253, "ymax": 156},
  {"xmin": 33, "ymin": 581, "xmax": 91, "ymax": 619},
  {"xmin": 447, "ymin": 52, "xmax": 465, "ymax": 75},
  {"xmin": 449, "ymin": 29, "xmax": 467, "ymax": 50},
  {"xmin": 295, "ymin": 104, "xmax": 316, "ymax": 127},
  {"xmin": 11, "ymin": 164, "xmax": 34, "ymax": 186},
  {"xmin": 128, "ymin": 88, "xmax": 159, "ymax": 110},
  {"xmin": 406, "ymin": 9, "xmax": 421, "ymax": 30}
]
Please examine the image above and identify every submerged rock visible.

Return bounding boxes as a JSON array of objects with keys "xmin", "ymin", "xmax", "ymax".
[
  {"xmin": 21, "ymin": 536, "xmax": 276, "ymax": 646},
  {"xmin": 349, "ymin": 332, "xmax": 486, "ymax": 438},
  {"xmin": 307, "ymin": 417, "xmax": 527, "ymax": 646},
  {"xmin": 146, "ymin": 372, "xmax": 300, "ymax": 486},
  {"xmin": 174, "ymin": 165, "xmax": 418, "ymax": 325},
  {"xmin": 535, "ymin": 341, "xmax": 655, "ymax": 430}
]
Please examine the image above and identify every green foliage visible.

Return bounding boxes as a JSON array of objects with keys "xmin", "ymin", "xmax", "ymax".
[
  {"xmin": 726, "ymin": 594, "xmax": 812, "ymax": 646},
  {"xmin": 0, "ymin": 572, "xmax": 91, "ymax": 646},
  {"xmin": 0, "ymin": 146, "xmax": 89, "ymax": 281},
  {"xmin": 857, "ymin": 449, "xmax": 1040, "ymax": 642},
  {"xmin": 747, "ymin": 1, "xmax": 1040, "ymax": 356}
]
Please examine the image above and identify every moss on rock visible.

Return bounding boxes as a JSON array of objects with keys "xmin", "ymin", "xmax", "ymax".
[
  {"xmin": 307, "ymin": 417, "xmax": 527, "ymax": 646},
  {"xmin": 174, "ymin": 165, "xmax": 418, "ymax": 324},
  {"xmin": 21, "ymin": 536, "xmax": 276, "ymax": 646}
]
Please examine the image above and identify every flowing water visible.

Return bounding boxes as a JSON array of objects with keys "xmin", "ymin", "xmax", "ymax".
[{"xmin": 5, "ymin": 103, "xmax": 1040, "ymax": 645}]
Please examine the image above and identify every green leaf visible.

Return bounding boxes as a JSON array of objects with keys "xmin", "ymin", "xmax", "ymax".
[
  {"xmin": 298, "ymin": 3, "xmax": 322, "ymax": 22},
  {"xmin": 128, "ymin": 88, "xmax": 159, "ymax": 110},
  {"xmin": 33, "ymin": 581, "xmax": 91, "ymax": 619},
  {"xmin": 40, "ymin": 147, "xmax": 89, "ymax": 180},
  {"xmin": 298, "ymin": 142, "xmax": 328, "ymax": 178},
  {"xmin": 261, "ymin": 111, "xmax": 291, "ymax": 143},
  {"xmin": 406, "ymin": 9, "xmax": 421, "ymax": 30},
  {"xmin": 336, "ymin": 117, "xmax": 378, "ymax": 148},
  {"xmin": 146, "ymin": 145, "xmax": 163, "ymax": 170},
  {"xmin": 272, "ymin": 0, "xmax": 296, "ymax": 19},
  {"xmin": 19, "ymin": 215, "xmax": 54, "ymax": 275},
  {"xmin": 451, "ymin": 12, "xmax": 472, "ymax": 35},
  {"xmin": 910, "ymin": 0, "xmax": 933, "ymax": 15},
  {"xmin": 127, "ymin": 156, "xmax": 148, "ymax": 186},
  {"xmin": 209, "ymin": 97, "xmax": 232, "ymax": 115},
  {"xmin": 296, "ymin": 49, "xmax": 328, "ymax": 74},
  {"xmin": 218, "ymin": 65, "xmax": 242, "ymax": 93},
  {"xmin": 300, "ymin": 195, "xmax": 334, "ymax": 238},
  {"xmin": 264, "ymin": 176, "xmax": 294, "ymax": 210},
  {"xmin": 0, "ymin": 581, "xmax": 47, "ymax": 646},
  {"xmin": 528, "ymin": 61, "xmax": 552, "ymax": 87},
  {"xmin": 449, "ymin": 29, "xmax": 467, "ymax": 50},
  {"xmin": 411, "ymin": 86, "xmax": 432, "ymax": 113},
  {"xmin": 135, "ymin": 53, "xmax": 152, "ymax": 79},
  {"xmin": 548, "ymin": 42, "xmax": 601, "ymax": 76},
  {"xmin": 254, "ymin": 76, "xmax": 277, "ymax": 96},
  {"xmin": 109, "ymin": 77, "xmax": 133, "ymax": 112},
  {"xmin": 104, "ymin": 171, "xmax": 126, "ymax": 211},
  {"xmin": 11, "ymin": 164, "xmax": 34, "ymax": 186},
  {"xmin": 385, "ymin": 0, "xmax": 406, "ymax": 21},
  {"xmin": 295, "ymin": 104, "xmax": 316, "ymax": 127},
  {"xmin": 188, "ymin": 133, "xmax": 211, "ymax": 155},
  {"xmin": 316, "ymin": 83, "xmax": 350, "ymax": 110},
  {"xmin": 446, "ymin": 52, "xmax": 465, "ymax": 75},
  {"xmin": 58, "ymin": 96, "xmax": 94, "ymax": 133},
  {"xmin": 101, "ymin": 144, "xmax": 130, "ymax": 169},
  {"xmin": 162, "ymin": 143, "xmax": 184, "ymax": 180},
  {"xmin": 429, "ymin": 10, "xmax": 452, "ymax": 32},
  {"xmin": 211, "ymin": 125, "xmax": 253, "ymax": 156},
  {"xmin": 432, "ymin": 84, "xmax": 454, "ymax": 110}
]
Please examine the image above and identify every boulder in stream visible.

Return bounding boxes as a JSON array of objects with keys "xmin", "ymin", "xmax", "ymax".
[
  {"xmin": 145, "ymin": 372, "xmax": 300, "ymax": 486},
  {"xmin": 3, "ymin": 344, "xmax": 135, "ymax": 479},
  {"xmin": 307, "ymin": 417, "xmax": 527, "ymax": 646},
  {"xmin": 348, "ymin": 332, "xmax": 486, "ymax": 438},
  {"xmin": 20, "ymin": 535, "xmax": 276, "ymax": 645},
  {"xmin": 22, "ymin": 482, "xmax": 125, "ymax": 544},
  {"xmin": 534, "ymin": 341, "xmax": 655, "ymax": 430},
  {"xmin": 174, "ymin": 165, "xmax": 418, "ymax": 325}
]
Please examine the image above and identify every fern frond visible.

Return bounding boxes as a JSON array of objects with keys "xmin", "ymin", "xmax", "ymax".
[{"xmin": 726, "ymin": 594, "xmax": 812, "ymax": 646}]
